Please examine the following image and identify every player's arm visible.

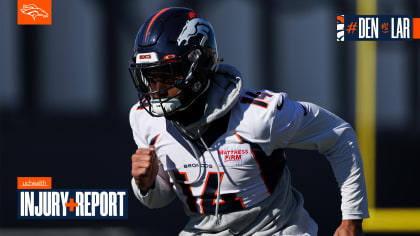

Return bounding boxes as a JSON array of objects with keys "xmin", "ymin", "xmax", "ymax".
[
  {"xmin": 129, "ymin": 105, "xmax": 176, "ymax": 209},
  {"xmin": 131, "ymin": 146, "xmax": 176, "ymax": 209},
  {"xmin": 267, "ymin": 95, "xmax": 369, "ymax": 231},
  {"xmin": 334, "ymin": 219, "xmax": 363, "ymax": 236}
]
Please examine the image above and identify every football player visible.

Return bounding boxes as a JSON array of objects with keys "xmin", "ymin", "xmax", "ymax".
[{"xmin": 128, "ymin": 7, "xmax": 369, "ymax": 236}]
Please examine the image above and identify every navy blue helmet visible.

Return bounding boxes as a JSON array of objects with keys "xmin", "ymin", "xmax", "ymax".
[{"xmin": 129, "ymin": 7, "xmax": 219, "ymax": 116}]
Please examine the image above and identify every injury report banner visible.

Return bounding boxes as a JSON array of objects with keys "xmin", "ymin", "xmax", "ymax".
[
  {"xmin": 337, "ymin": 15, "xmax": 420, "ymax": 41},
  {"xmin": 17, "ymin": 177, "xmax": 128, "ymax": 219}
]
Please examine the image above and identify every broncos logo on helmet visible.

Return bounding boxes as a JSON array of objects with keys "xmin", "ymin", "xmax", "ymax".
[{"xmin": 177, "ymin": 18, "xmax": 212, "ymax": 46}]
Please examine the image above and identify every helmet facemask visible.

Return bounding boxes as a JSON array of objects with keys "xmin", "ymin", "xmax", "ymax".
[{"xmin": 129, "ymin": 42, "xmax": 216, "ymax": 117}]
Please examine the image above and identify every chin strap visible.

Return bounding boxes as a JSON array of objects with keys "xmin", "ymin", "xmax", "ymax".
[{"xmin": 150, "ymin": 98, "xmax": 182, "ymax": 116}]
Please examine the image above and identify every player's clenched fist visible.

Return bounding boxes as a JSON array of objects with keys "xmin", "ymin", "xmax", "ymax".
[{"xmin": 131, "ymin": 146, "xmax": 159, "ymax": 192}]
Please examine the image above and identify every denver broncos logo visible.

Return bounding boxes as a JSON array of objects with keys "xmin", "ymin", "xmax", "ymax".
[
  {"xmin": 177, "ymin": 18, "xmax": 211, "ymax": 46},
  {"xmin": 337, "ymin": 15, "xmax": 344, "ymax": 41},
  {"xmin": 20, "ymin": 4, "xmax": 49, "ymax": 21}
]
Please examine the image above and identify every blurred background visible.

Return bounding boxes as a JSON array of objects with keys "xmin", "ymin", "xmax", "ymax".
[{"xmin": 1, "ymin": 0, "xmax": 419, "ymax": 235}]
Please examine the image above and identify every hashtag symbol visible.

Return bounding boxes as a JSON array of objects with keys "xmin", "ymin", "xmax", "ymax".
[{"xmin": 346, "ymin": 21, "xmax": 357, "ymax": 34}]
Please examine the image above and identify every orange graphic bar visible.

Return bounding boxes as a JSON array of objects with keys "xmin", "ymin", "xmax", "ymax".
[
  {"xmin": 413, "ymin": 18, "xmax": 420, "ymax": 39},
  {"xmin": 17, "ymin": 177, "xmax": 52, "ymax": 189}
]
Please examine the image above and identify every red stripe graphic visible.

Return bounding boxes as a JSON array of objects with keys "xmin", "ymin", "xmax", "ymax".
[{"xmin": 144, "ymin": 8, "xmax": 170, "ymax": 42}]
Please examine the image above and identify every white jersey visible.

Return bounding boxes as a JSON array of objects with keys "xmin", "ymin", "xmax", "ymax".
[
  {"xmin": 129, "ymin": 65, "xmax": 369, "ymax": 235},
  {"xmin": 132, "ymin": 90, "xmax": 290, "ymax": 214}
]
